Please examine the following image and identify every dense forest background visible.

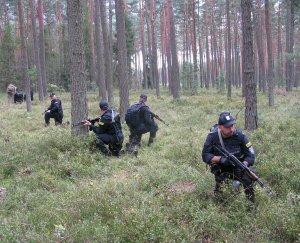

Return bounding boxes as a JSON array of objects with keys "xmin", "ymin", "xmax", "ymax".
[{"xmin": 0, "ymin": 0, "xmax": 299, "ymax": 104}]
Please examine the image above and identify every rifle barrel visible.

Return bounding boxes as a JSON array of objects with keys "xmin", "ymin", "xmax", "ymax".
[{"xmin": 214, "ymin": 145, "xmax": 264, "ymax": 188}]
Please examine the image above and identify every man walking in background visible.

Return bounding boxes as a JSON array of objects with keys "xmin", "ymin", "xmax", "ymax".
[{"xmin": 125, "ymin": 94, "xmax": 158, "ymax": 154}]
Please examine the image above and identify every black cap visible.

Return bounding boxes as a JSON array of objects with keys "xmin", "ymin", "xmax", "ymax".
[
  {"xmin": 99, "ymin": 100, "xmax": 109, "ymax": 110},
  {"xmin": 218, "ymin": 112, "xmax": 236, "ymax": 128},
  {"xmin": 49, "ymin": 92, "xmax": 55, "ymax": 97},
  {"xmin": 140, "ymin": 94, "xmax": 147, "ymax": 101}
]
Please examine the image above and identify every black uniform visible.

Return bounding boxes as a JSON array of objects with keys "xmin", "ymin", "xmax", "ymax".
[
  {"xmin": 128, "ymin": 102, "xmax": 158, "ymax": 149},
  {"xmin": 45, "ymin": 98, "xmax": 63, "ymax": 125},
  {"xmin": 202, "ymin": 128, "xmax": 255, "ymax": 201},
  {"xmin": 89, "ymin": 109, "xmax": 123, "ymax": 156}
]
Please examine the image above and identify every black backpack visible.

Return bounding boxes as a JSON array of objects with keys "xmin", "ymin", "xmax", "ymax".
[{"xmin": 125, "ymin": 103, "xmax": 145, "ymax": 127}]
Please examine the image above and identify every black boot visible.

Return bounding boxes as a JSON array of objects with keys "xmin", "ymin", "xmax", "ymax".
[{"xmin": 148, "ymin": 137, "xmax": 154, "ymax": 146}]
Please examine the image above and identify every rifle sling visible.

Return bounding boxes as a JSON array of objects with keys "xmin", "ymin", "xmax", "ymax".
[{"xmin": 217, "ymin": 128, "xmax": 225, "ymax": 149}]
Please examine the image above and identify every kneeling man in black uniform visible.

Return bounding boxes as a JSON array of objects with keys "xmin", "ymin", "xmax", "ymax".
[
  {"xmin": 202, "ymin": 112, "xmax": 256, "ymax": 202},
  {"xmin": 44, "ymin": 92, "xmax": 63, "ymax": 126},
  {"xmin": 83, "ymin": 100, "xmax": 124, "ymax": 157}
]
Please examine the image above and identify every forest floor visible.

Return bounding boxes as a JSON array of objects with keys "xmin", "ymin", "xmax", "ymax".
[{"xmin": 0, "ymin": 88, "xmax": 299, "ymax": 242}]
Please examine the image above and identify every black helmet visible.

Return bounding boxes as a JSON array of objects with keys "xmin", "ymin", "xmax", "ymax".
[{"xmin": 99, "ymin": 100, "xmax": 109, "ymax": 110}]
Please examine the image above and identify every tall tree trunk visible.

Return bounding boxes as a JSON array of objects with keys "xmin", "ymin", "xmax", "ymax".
[
  {"xmin": 88, "ymin": 0, "xmax": 96, "ymax": 84},
  {"xmin": 150, "ymin": 0, "xmax": 160, "ymax": 97},
  {"xmin": 197, "ymin": 2, "xmax": 204, "ymax": 88},
  {"xmin": 94, "ymin": 0, "xmax": 107, "ymax": 100},
  {"xmin": 295, "ymin": 27, "xmax": 300, "ymax": 88},
  {"xmin": 167, "ymin": 0, "xmax": 180, "ymax": 99},
  {"xmin": 210, "ymin": 0, "xmax": 216, "ymax": 87},
  {"xmin": 17, "ymin": 0, "xmax": 32, "ymax": 112},
  {"xmin": 30, "ymin": 0, "xmax": 44, "ymax": 101},
  {"xmin": 191, "ymin": 0, "xmax": 198, "ymax": 94},
  {"xmin": 37, "ymin": 0, "xmax": 47, "ymax": 95},
  {"xmin": 265, "ymin": 0, "xmax": 274, "ymax": 106},
  {"xmin": 253, "ymin": 0, "xmax": 266, "ymax": 93},
  {"xmin": 160, "ymin": 2, "xmax": 167, "ymax": 87},
  {"xmin": 100, "ymin": 0, "xmax": 113, "ymax": 103},
  {"xmin": 226, "ymin": 0, "xmax": 232, "ymax": 99},
  {"xmin": 145, "ymin": 3, "xmax": 153, "ymax": 89},
  {"xmin": 140, "ymin": 0, "xmax": 147, "ymax": 89},
  {"xmin": 205, "ymin": 0, "xmax": 210, "ymax": 89},
  {"xmin": 241, "ymin": 0, "xmax": 258, "ymax": 130},
  {"xmin": 277, "ymin": 3, "xmax": 283, "ymax": 87},
  {"xmin": 233, "ymin": 2, "xmax": 241, "ymax": 88},
  {"xmin": 115, "ymin": 0, "xmax": 129, "ymax": 119},
  {"xmin": 67, "ymin": 0, "xmax": 88, "ymax": 136},
  {"xmin": 285, "ymin": 0, "xmax": 295, "ymax": 91}
]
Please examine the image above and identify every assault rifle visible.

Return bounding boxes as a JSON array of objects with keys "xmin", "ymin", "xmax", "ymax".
[
  {"xmin": 151, "ymin": 112, "xmax": 169, "ymax": 126},
  {"xmin": 71, "ymin": 117, "xmax": 100, "ymax": 127},
  {"xmin": 213, "ymin": 145, "xmax": 264, "ymax": 188}
]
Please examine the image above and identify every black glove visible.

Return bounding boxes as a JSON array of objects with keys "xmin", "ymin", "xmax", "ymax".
[{"xmin": 220, "ymin": 157, "xmax": 230, "ymax": 166}]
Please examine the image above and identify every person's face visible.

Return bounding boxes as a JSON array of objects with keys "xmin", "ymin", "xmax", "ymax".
[
  {"xmin": 140, "ymin": 97, "xmax": 147, "ymax": 103},
  {"xmin": 50, "ymin": 95, "xmax": 56, "ymax": 100},
  {"xmin": 219, "ymin": 124, "xmax": 235, "ymax": 138}
]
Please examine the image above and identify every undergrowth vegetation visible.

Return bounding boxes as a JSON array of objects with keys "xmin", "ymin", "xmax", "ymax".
[{"xmin": 0, "ymin": 89, "xmax": 299, "ymax": 242}]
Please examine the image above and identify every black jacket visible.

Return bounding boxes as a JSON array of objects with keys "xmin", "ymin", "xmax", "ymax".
[
  {"xmin": 89, "ymin": 109, "xmax": 123, "ymax": 137},
  {"xmin": 47, "ymin": 98, "xmax": 63, "ymax": 116},
  {"xmin": 138, "ymin": 103, "xmax": 156, "ymax": 128},
  {"xmin": 202, "ymin": 128, "xmax": 255, "ymax": 166}
]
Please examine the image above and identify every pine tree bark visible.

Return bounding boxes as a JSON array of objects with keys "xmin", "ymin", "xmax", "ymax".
[
  {"xmin": 88, "ymin": 0, "xmax": 96, "ymax": 85},
  {"xmin": 140, "ymin": 0, "xmax": 147, "ymax": 89},
  {"xmin": 167, "ymin": 0, "xmax": 180, "ymax": 99},
  {"xmin": 253, "ymin": 0, "xmax": 266, "ymax": 93},
  {"xmin": 99, "ymin": 0, "xmax": 114, "ymax": 103},
  {"xmin": 241, "ymin": 0, "xmax": 258, "ymax": 130},
  {"xmin": 204, "ymin": 0, "xmax": 211, "ymax": 89},
  {"xmin": 67, "ymin": 0, "xmax": 88, "ymax": 136},
  {"xmin": 191, "ymin": 0, "xmax": 198, "ymax": 94},
  {"xmin": 265, "ymin": 0, "xmax": 274, "ymax": 106},
  {"xmin": 160, "ymin": 2, "xmax": 167, "ymax": 87},
  {"xmin": 30, "ymin": 0, "xmax": 44, "ymax": 101},
  {"xmin": 277, "ymin": 3, "xmax": 283, "ymax": 87},
  {"xmin": 94, "ymin": 0, "xmax": 107, "ymax": 100},
  {"xmin": 225, "ymin": 0, "xmax": 232, "ymax": 99},
  {"xmin": 150, "ymin": 0, "xmax": 160, "ymax": 97},
  {"xmin": 37, "ymin": 0, "xmax": 47, "ymax": 95},
  {"xmin": 285, "ymin": 0, "xmax": 295, "ymax": 91},
  {"xmin": 115, "ymin": 0, "xmax": 129, "ymax": 119},
  {"xmin": 17, "ymin": 0, "xmax": 32, "ymax": 112},
  {"xmin": 145, "ymin": 2, "xmax": 153, "ymax": 89}
]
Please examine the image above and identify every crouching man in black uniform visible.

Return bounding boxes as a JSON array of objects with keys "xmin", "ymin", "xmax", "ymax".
[
  {"xmin": 126, "ymin": 94, "xmax": 158, "ymax": 154},
  {"xmin": 202, "ymin": 112, "xmax": 256, "ymax": 202},
  {"xmin": 44, "ymin": 92, "xmax": 63, "ymax": 126},
  {"xmin": 83, "ymin": 100, "xmax": 124, "ymax": 157}
]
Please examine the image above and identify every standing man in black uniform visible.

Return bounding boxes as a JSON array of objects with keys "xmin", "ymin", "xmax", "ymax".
[
  {"xmin": 126, "ymin": 94, "xmax": 158, "ymax": 154},
  {"xmin": 83, "ymin": 100, "xmax": 124, "ymax": 157},
  {"xmin": 202, "ymin": 112, "xmax": 256, "ymax": 202},
  {"xmin": 44, "ymin": 92, "xmax": 63, "ymax": 126}
]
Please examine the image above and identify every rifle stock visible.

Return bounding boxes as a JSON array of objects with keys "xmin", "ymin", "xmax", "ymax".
[{"xmin": 214, "ymin": 145, "xmax": 264, "ymax": 188}]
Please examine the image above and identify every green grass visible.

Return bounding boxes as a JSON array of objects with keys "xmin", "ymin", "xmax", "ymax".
[{"xmin": 0, "ymin": 88, "xmax": 300, "ymax": 242}]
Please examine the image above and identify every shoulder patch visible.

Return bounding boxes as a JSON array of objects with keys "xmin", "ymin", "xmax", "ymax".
[{"xmin": 245, "ymin": 142, "xmax": 252, "ymax": 148}]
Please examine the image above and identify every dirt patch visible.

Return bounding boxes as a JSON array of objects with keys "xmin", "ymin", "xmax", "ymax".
[
  {"xmin": 170, "ymin": 182, "xmax": 196, "ymax": 194},
  {"xmin": 112, "ymin": 169, "xmax": 131, "ymax": 180}
]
